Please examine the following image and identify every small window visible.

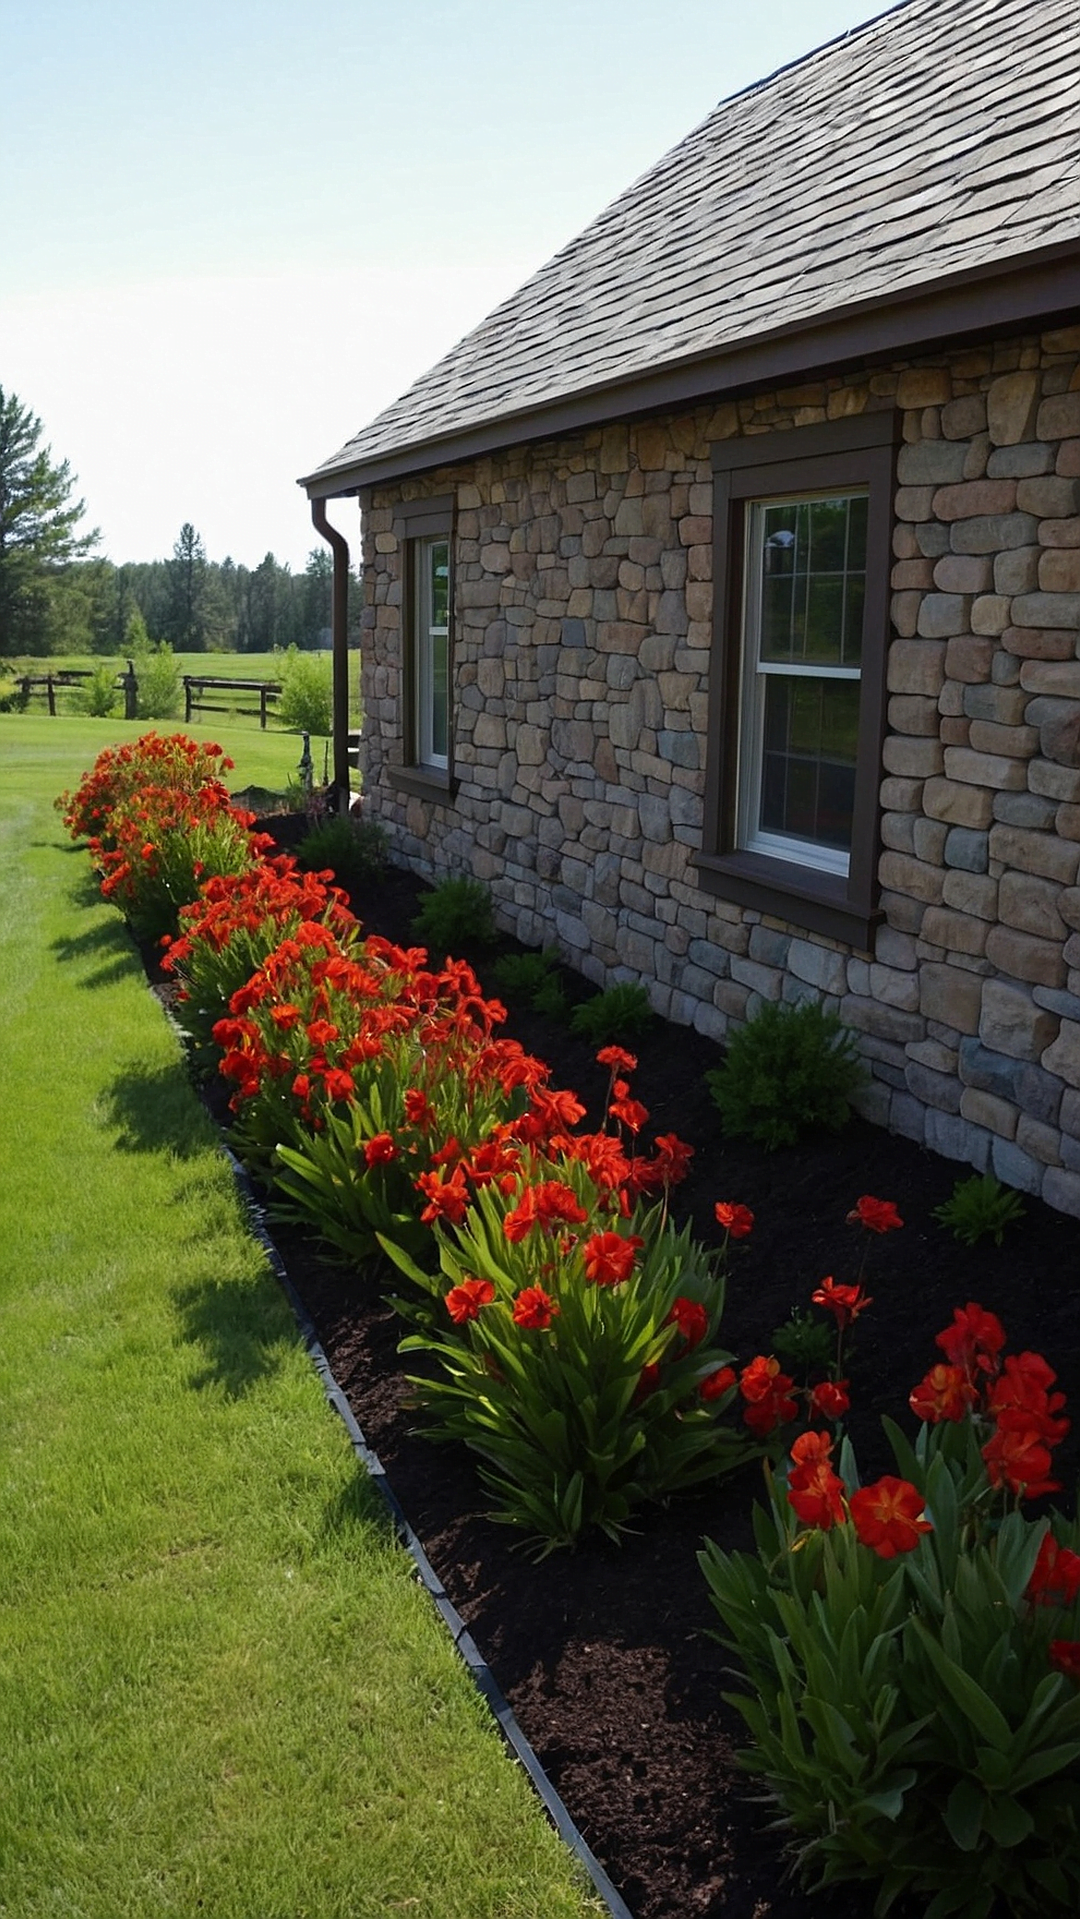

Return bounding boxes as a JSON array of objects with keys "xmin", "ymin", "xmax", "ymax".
[
  {"xmin": 699, "ymin": 413, "xmax": 898, "ymax": 950},
  {"xmin": 389, "ymin": 494, "xmax": 455, "ymax": 800},
  {"xmin": 414, "ymin": 534, "xmax": 449, "ymax": 771}
]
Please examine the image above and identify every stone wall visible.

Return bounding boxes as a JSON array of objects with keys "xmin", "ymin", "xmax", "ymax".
[{"xmin": 356, "ymin": 325, "xmax": 1080, "ymax": 1215}]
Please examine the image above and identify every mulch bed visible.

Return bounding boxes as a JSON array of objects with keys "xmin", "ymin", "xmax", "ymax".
[{"xmin": 165, "ymin": 827, "xmax": 1080, "ymax": 1920}]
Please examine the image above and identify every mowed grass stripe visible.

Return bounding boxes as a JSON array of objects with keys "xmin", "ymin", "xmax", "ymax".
[{"xmin": 0, "ymin": 718, "xmax": 599, "ymax": 1920}]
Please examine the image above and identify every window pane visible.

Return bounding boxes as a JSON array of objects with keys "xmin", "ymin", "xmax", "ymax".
[
  {"xmin": 759, "ymin": 675, "xmax": 860, "ymax": 852},
  {"xmin": 430, "ymin": 542, "xmax": 449, "ymax": 628},
  {"xmin": 431, "ymin": 631, "xmax": 448, "ymax": 761},
  {"xmin": 758, "ymin": 493, "xmax": 867, "ymax": 668}
]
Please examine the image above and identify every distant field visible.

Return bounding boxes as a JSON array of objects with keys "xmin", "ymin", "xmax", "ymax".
[{"xmin": 1, "ymin": 650, "xmax": 363, "ymax": 728}]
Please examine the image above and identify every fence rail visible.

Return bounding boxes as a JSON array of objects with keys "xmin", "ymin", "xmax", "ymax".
[
  {"xmin": 18, "ymin": 666, "xmax": 138, "ymax": 717},
  {"xmin": 183, "ymin": 675, "xmax": 281, "ymax": 729}
]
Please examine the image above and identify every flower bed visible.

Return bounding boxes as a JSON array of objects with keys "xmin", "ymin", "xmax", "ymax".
[{"xmin": 62, "ymin": 737, "xmax": 1080, "ymax": 1918}]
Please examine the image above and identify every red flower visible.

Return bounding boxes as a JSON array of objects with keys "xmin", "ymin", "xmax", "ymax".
[
  {"xmin": 582, "ymin": 1230, "xmax": 644, "ymax": 1287},
  {"xmin": 445, "ymin": 1276, "xmax": 496, "ymax": 1324},
  {"xmin": 909, "ymin": 1363, "xmax": 974, "ymax": 1425},
  {"xmin": 987, "ymin": 1352, "xmax": 1069, "ymax": 1446},
  {"xmin": 415, "ymin": 1166, "xmax": 471, "ymax": 1226},
  {"xmin": 666, "ymin": 1296, "xmax": 708, "ymax": 1349},
  {"xmin": 321, "ymin": 1068, "xmax": 355, "ymax": 1102},
  {"xmin": 1027, "ymin": 1532, "xmax": 1080, "ymax": 1609},
  {"xmin": 363, "ymin": 1132, "xmax": 398, "ymax": 1166},
  {"xmin": 700, "ymin": 1365, "xmax": 737, "ymax": 1403},
  {"xmin": 981, "ymin": 1424, "xmax": 1060, "ymax": 1500},
  {"xmin": 270, "ymin": 1003, "xmax": 301, "ymax": 1031},
  {"xmin": 403, "ymin": 1088, "xmax": 436, "ymax": 1128},
  {"xmin": 1050, "ymin": 1641, "xmax": 1080, "ymax": 1682},
  {"xmin": 504, "ymin": 1181, "xmax": 590, "ymax": 1243},
  {"xmin": 849, "ymin": 1477, "xmax": 932, "ymax": 1558},
  {"xmin": 809, "ymin": 1378, "xmax": 850, "ymax": 1421},
  {"xmin": 935, "ymin": 1302, "xmax": 1006, "ymax": 1379},
  {"xmin": 812, "ymin": 1276, "xmax": 872, "ymax": 1327},
  {"xmin": 609, "ymin": 1093, "xmax": 649, "ymax": 1134},
  {"xmin": 739, "ymin": 1355, "xmax": 799, "ymax": 1437},
  {"xmin": 597, "ymin": 1046, "xmax": 638, "ymax": 1073},
  {"xmin": 787, "ymin": 1430, "xmax": 847, "ymax": 1530},
  {"xmin": 512, "ymin": 1285, "xmax": 559, "ymax": 1330},
  {"xmin": 714, "ymin": 1201, "xmax": 754, "ymax": 1239},
  {"xmin": 846, "ymin": 1194, "xmax": 903, "ymax": 1233}
]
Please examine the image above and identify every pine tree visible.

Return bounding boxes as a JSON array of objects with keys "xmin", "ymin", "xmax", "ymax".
[{"xmin": 0, "ymin": 386, "xmax": 99, "ymax": 653}]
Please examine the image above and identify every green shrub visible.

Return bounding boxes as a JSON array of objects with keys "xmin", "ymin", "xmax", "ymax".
[
  {"xmin": 294, "ymin": 814, "xmax": 388, "ymax": 893},
  {"xmin": 933, "ymin": 1171, "xmax": 1026, "ymax": 1248},
  {"xmin": 705, "ymin": 998, "xmax": 863, "ymax": 1150},
  {"xmin": 491, "ymin": 947, "xmax": 568, "ymax": 1017},
  {"xmin": 75, "ymin": 662, "xmax": 119, "ymax": 717},
  {"xmin": 276, "ymin": 645, "xmax": 332, "ymax": 736},
  {"xmin": 411, "ymin": 876, "xmax": 496, "ymax": 952},
  {"xmin": 568, "ymin": 981, "xmax": 654, "ymax": 1045},
  {"xmin": 134, "ymin": 642, "xmax": 182, "ymax": 720}
]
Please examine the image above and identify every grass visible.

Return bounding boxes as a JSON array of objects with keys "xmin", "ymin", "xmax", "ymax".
[{"xmin": 0, "ymin": 720, "xmax": 599, "ymax": 1920}]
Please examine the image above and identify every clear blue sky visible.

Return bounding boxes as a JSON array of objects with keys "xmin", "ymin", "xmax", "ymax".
[{"xmin": 1, "ymin": 0, "xmax": 896, "ymax": 571}]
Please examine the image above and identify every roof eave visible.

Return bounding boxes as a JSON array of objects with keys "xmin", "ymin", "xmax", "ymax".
[{"xmin": 299, "ymin": 235, "xmax": 1080, "ymax": 499}]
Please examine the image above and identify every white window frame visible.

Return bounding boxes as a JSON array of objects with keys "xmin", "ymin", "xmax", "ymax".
[{"xmin": 736, "ymin": 489, "xmax": 867, "ymax": 881}]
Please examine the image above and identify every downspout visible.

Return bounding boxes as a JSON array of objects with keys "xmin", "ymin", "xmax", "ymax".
[{"xmin": 311, "ymin": 496, "xmax": 352, "ymax": 811}]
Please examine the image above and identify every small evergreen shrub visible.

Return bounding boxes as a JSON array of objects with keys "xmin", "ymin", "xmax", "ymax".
[
  {"xmin": 933, "ymin": 1171, "xmax": 1026, "ymax": 1248},
  {"xmin": 411, "ymin": 876, "xmax": 496, "ymax": 952},
  {"xmin": 568, "ymin": 981, "xmax": 655, "ymax": 1045},
  {"xmin": 706, "ymin": 998, "xmax": 863, "ymax": 1150},
  {"xmin": 295, "ymin": 815, "xmax": 388, "ymax": 892},
  {"xmin": 276, "ymin": 645, "xmax": 332, "ymax": 736},
  {"xmin": 491, "ymin": 947, "xmax": 568, "ymax": 1017}
]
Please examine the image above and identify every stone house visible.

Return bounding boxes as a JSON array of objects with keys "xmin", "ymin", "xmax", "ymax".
[{"xmin": 301, "ymin": 0, "xmax": 1080, "ymax": 1215}]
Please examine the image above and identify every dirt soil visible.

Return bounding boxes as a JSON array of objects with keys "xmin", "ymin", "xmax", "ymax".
[{"xmin": 182, "ymin": 831, "xmax": 1080, "ymax": 1920}]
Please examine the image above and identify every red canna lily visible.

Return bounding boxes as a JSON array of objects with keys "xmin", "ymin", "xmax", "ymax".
[
  {"xmin": 582, "ymin": 1230, "xmax": 644, "ymax": 1287},
  {"xmin": 665, "ymin": 1296, "xmax": 708, "ymax": 1349},
  {"xmin": 846, "ymin": 1194, "xmax": 903, "ymax": 1233},
  {"xmin": 849, "ymin": 1476, "xmax": 932, "ymax": 1558},
  {"xmin": 812, "ymin": 1276, "xmax": 872, "ymax": 1328},
  {"xmin": 699, "ymin": 1365, "xmax": 737, "ymax": 1404},
  {"xmin": 1027, "ymin": 1531, "xmax": 1080, "ymax": 1609},
  {"xmin": 714, "ymin": 1201, "xmax": 754, "ymax": 1239},
  {"xmin": 512, "ymin": 1285, "xmax": 559, "ymax": 1331},
  {"xmin": 909, "ymin": 1363, "xmax": 974, "ymax": 1425},
  {"xmin": 445, "ymin": 1276, "xmax": 496, "ymax": 1323}
]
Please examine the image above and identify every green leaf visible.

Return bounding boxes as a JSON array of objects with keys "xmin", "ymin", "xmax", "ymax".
[
  {"xmin": 942, "ymin": 1775, "xmax": 984, "ymax": 1851},
  {"xmin": 909, "ymin": 1617, "xmax": 1013, "ymax": 1750}
]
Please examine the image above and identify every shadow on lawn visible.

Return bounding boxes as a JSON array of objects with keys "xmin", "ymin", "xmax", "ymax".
[
  {"xmin": 171, "ymin": 1267, "xmax": 297, "ymax": 1398},
  {"xmin": 100, "ymin": 1059, "xmax": 216, "ymax": 1158}
]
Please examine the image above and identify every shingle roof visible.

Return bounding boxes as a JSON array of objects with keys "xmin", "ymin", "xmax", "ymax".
[{"xmin": 304, "ymin": 0, "xmax": 1080, "ymax": 490}]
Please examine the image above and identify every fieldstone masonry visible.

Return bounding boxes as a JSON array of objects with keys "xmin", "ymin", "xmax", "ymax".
[{"xmin": 357, "ymin": 326, "xmax": 1080, "ymax": 1217}]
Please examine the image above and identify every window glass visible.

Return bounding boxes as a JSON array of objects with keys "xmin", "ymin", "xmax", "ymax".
[{"xmin": 741, "ymin": 490, "xmax": 866, "ymax": 876}]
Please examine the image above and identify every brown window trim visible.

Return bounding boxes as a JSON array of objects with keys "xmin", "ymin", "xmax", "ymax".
[
  {"xmin": 394, "ymin": 494, "xmax": 456, "ymax": 787},
  {"xmin": 387, "ymin": 764, "xmax": 459, "ymax": 803},
  {"xmin": 695, "ymin": 410, "xmax": 899, "ymax": 953}
]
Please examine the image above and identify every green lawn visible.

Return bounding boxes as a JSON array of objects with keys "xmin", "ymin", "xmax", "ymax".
[{"xmin": 0, "ymin": 717, "xmax": 599, "ymax": 1920}]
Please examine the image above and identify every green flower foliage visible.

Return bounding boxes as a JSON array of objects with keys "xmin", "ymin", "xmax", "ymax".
[{"xmin": 933, "ymin": 1172, "xmax": 1026, "ymax": 1247}]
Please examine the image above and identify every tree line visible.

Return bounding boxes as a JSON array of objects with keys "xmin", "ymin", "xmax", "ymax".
[{"xmin": 0, "ymin": 384, "xmax": 360, "ymax": 657}]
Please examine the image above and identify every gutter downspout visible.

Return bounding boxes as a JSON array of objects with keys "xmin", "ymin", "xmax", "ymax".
[{"xmin": 311, "ymin": 497, "xmax": 352, "ymax": 811}]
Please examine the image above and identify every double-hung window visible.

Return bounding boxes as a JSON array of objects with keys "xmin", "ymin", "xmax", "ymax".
[
  {"xmin": 699, "ymin": 413, "xmax": 897, "ymax": 948},
  {"xmin": 392, "ymin": 494, "xmax": 455, "ymax": 797}
]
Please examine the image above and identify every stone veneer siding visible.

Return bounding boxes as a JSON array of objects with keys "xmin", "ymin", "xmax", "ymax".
[{"xmin": 357, "ymin": 325, "xmax": 1080, "ymax": 1216}]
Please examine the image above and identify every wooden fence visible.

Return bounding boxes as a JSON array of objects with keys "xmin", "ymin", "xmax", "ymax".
[{"xmin": 183, "ymin": 675, "xmax": 281, "ymax": 729}]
